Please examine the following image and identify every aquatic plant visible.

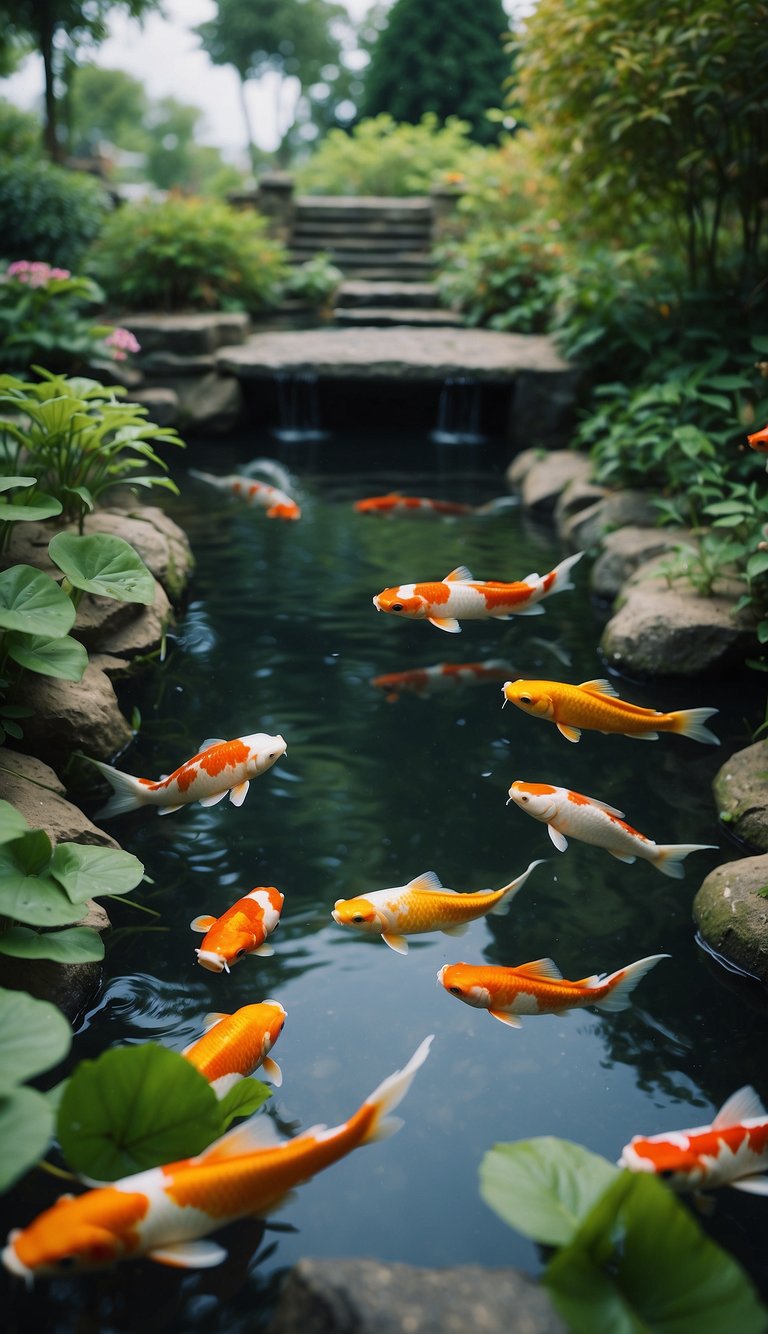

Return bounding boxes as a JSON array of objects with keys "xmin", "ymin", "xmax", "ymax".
[{"xmin": 480, "ymin": 1136, "xmax": 766, "ymax": 1332}]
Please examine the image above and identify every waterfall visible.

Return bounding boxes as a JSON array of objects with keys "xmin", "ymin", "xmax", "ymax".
[
  {"xmin": 430, "ymin": 376, "xmax": 486, "ymax": 445},
  {"xmin": 272, "ymin": 371, "xmax": 329, "ymax": 443}
]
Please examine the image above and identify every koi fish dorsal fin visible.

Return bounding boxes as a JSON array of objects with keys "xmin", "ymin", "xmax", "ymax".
[
  {"xmin": 190, "ymin": 915, "xmax": 217, "ymax": 933},
  {"xmin": 514, "ymin": 958, "xmax": 563, "ymax": 982},
  {"xmin": 203, "ymin": 1011, "xmax": 229, "ymax": 1031},
  {"xmin": 578, "ymin": 679, "xmax": 620, "ymax": 698},
  {"xmin": 199, "ymin": 738, "xmax": 226, "ymax": 752},
  {"xmin": 713, "ymin": 1086, "xmax": 768, "ymax": 1129},
  {"xmin": 406, "ymin": 871, "xmax": 445, "ymax": 893},
  {"xmin": 443, "ymin": 566, "xmax": 473, "ymax": 582},
  {"xmin": 194, "ymin": 1114, "xmax": 288, "ymax": 1164}
]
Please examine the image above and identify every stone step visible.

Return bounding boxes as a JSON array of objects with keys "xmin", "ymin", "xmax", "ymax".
[
  {"xmin": 292, "ymin": 220, "xmax": 431, "ymax": 242},
  {"xmin": 335, "ymin": 280, "xmax": 442, "ymax": 309},
  {"xmin": 291, "ymin": 240, "xmax": 432, "ymax": 258},
  {"xmin": 294, "ymin": 195, "xmax": 432, "ymax": 221},
  {"xmin": 335, "ymin": 265, "xmax": 436, "ymax": 281},
  {"xmin": 333, "ymin": 306, "xmax": 463, "ymax": 328}
]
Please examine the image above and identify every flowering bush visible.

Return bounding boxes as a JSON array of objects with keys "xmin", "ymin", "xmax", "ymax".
[{"xmin": 0, "ymin": 260, "xmax": 141, "ymax": 375}]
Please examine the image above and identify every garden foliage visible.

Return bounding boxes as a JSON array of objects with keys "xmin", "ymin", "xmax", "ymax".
[
  {"xmin": 0, "ymin": 260, "xmax": 139, "ymax": 376},
  {"xmin": 0, "ymin": 155, "xmax": 111, "ymax": 271},
  {"xmin": 294, "ymin": 114, "xmax": 486, "ymax": 197}
]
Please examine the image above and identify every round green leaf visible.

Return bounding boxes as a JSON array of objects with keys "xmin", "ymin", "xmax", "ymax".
[
  {"xmin": 48, "ymin": 532, "xmax": 155, "ymax": 605},
  {"xmin": 0, "ymin": 800, "xmax": 30, "ymax": 844},
  {"xmin": 0, "ymin": 925, "xmax": 104, "ymax": 964},
  {"xmin": 217, "ymin": 1078, "xmax": 272, "ymax": 1130},
  {"xmin": 0, "ymin": 986, "xmax": 71, "ymax": 1089},
  {"xmin": 57, "ymin": 1044, "xmax": 224, "ymax": 1180},
  {"xmin": 48, "ymin": 843, "xmax": 144, "ymax": 904},
  {"xmin": 479, "ymin": 1137, "xmax": 619, "ymax": 1248},
  {"xmin": 0, "ymin": 565, "xmax": 75, "ymax": 636},
  {"xmin": 0, "ymin": 494, "xmax": 63, "ymax": 524},
  {"xmin": 0, "ymin": 829, "xmax": 89, "ymax": 927},
  {"xmin": 0, "ymin": 477, "xmax": 36, "ymax": 494},
  {"xmin": 5, "ymin": 631, "xmax": 87, "ymax": 681},
  {"xmin": 0, "ymin": 1086, "xmax": 55, "ymax": 1191}
]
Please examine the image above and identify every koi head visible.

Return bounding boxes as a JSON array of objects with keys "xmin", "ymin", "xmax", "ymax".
[
  {"xmin": 3, "ymin": 1187, "xmax": 148, "ymax": 1278},
  {"xmin": 196, "ymin": 922, "xmax": 260, "ymax": 972},
  {"xmin": 259, "ymin": 999, "xmax": 287, "ymax": 1051},
  {"xmin": 437, "ymin": 964, "xmax": 492, "ymax": 1009},
  {"xmin": 747, "ymin": 424, "xmax": 768, "ymax": 453},
  {"xmin": 507, "ymin": 780, "xmax": 559, "ymax": 822},
  {"xmin": 502, "ymin": 680, "xmax": 555, "ymax": 720},
  {"xmin": 266, "ymin": 502, "xmax": 301, "ymax": 520},
  {"xmin": 618, "ymin": 1135, "xmax": 701, "ymax": 1190},
  {"xmin": 373, "ymin": 585, "xmax": 427, "ymax": 620},
  {"xmin": 242, "ymin": 733, "xmax": 287, "ymax": 777},
  {"xmin": 331, "ymin": 895, "xmax": 384, "ymax": 935}
]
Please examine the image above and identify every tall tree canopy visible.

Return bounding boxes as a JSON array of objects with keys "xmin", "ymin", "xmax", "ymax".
[{"xmin": 360, "ymin": 0, "xmax": 511, "ymax": 145}]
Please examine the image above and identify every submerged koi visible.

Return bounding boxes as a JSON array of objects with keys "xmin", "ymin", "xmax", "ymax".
[
  {"xmin": 619, "ymin": 1086, "xmax": 768, "ymax": 1196},
  {"xmin": 331, "ymin": 861, "xmax": 543, "ymax": 954},
  {"xmin": 372, "ymin": 659, "xmax": 513, "ymax": 702},
  {"xmin": 502, "ymin": 678, "xmax": 719, "ymax": 745},
  {"xmin": 372, "ymin": 552, "xmax": 583, "ymax": 633},
  {"xmin": 182, "ymin": 1002, "xmax": 286, "ymax": 1093},
  {"xmin": 190, "ymin": 469, "xmax": 301, "ymax": 520},
  {"xmin": 438, "ymin": 953, "xmax": 668, "ymax": 1027},
  {"xmin": 90, "ymin": 733, "xmax": 287, "ymax": 818},
  {"xmin": 2, "ymin": 1036, "xmax": 434, "ymax": 1278},
  {"xmin": 354, "ymin": 492, "xmax": 515, "ymax": 517},
  {"xmin": 507, "ymin": 781, "xmax": 716, "ymax": 877},
  {"xmin": 191, "ymin": 887, "xmax": 284, "ymax": 973}
]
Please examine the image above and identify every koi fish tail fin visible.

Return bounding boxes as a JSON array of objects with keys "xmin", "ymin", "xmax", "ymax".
[
  {"xmin": 593, "ymin": 954, "xmax": 670, "ymax": 1012},
  {"xmin": 489, "ymin": 859, "xmax": 546, "ymax": 915},
  {"xmin": 474, "ymin": 496, "xmax": 519, "ymax": 516},
  {"xmin": 360, "ymin": 1035, "xmax": 434, "ymax": 1146},
  {"xmin": 189, "ymin": 469, "xmax": 221, "ymax": 488},
  {"xmin": 89, "ymin": 757, "xmax": 149, "ymax": 817},
  {"xmin": 653, "ymin": 843, "xmax": 718, "ymax": 879},
  {"xmin": 673, "ymin": 706, "xmax": 720, "ymax": 745},
  {"xmin": 546, "ymin": 550, "xmax": 584, "ymax": 596}
]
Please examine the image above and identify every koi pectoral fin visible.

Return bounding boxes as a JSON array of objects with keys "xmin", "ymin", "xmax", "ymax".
[
  {"xmin": 428, "ymin": 616, "xmax": 461, "ymax": 633},
  {"xmin": 229, "ymin": 780, "xmax": 250, "ymax": 807},
  {"xmin": 548, "ymin": 825, "xmax": 568, "ymax": 852},
  {"xmin": 557, "ymin": 723, "xmax": 581, "ymax": 743},
  {"xmin": 441, "ymin": 923, "xmax": 469, "ymax": 937},
  {"xmin": 261, "ymin": 1056, "xmax": 283, "ymax": 1086},
  {"xmin": 252, "ymin": 943, "xmax": 275, "ymax": 957},
  {"xmin": 190, "ymin": 915, "xmax": 217, "ymax": 932},
  {"xmin": 158, "ymin": 803, "xmax": 185, "ymax": 815},
  {"xmin": 490, "ymin": 1010, "xmax": 522, "ymax": 1027},
  {"xmin": 382, "ymin": 931, "xmax": 409, "ymax": 954},
  {"xmin": 147, "ymin": 1239, "xmax": 228, "ymax": 1269},
  {"xmin": 198, "ymin": 790, "xmax": 229, "ymax": 808},
  {"xmin": 729, "ymin": 1175, "xmax": 768, "ymax": 1196}
]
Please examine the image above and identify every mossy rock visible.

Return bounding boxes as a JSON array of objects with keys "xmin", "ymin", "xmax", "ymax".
[
  {"xmin": 713, "ymin": 740, "xmax": 768, "ymax": 852},
  {"xmin": 693, "ymin": 854, "xmax": 768, "ymax": 982}
]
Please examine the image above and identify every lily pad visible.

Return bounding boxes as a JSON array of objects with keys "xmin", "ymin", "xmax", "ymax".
[
  {"xmin": 48, "ymin": 532, "xmax": 155, "ymax": 605},
  {"xmin": 480, "ymin": 1137, "xmax": 619, "ymax": 1248},
  {"xmin": 0, "ymin": 565, "xmax": 75, "ymax": 637}
]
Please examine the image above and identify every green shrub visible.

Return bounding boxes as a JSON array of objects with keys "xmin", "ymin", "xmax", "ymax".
[
  {"xmin": 283, "ymin": 253, "xmax": 343, "ymax": 309},
  {"xmin": 0, "ymin": 98, "xmax": 40, "ymax": 159},
  {"xmin": 294, "ymin": 113, "xmax": 487, "ymax": 197},
  {"xmin": 0, "ymin": 157, "xmax": 111, "ymax": 272},
  {"xmin": 435, "ymin": 222, "xmax": 561, "ymax": 332},
  {"xmin": 86, "ymin": 196, "xmax": 288, "ymax": 313},
  {"xmin": 0, "ymin": 261, "xmax": 141, "ymax": 376}
]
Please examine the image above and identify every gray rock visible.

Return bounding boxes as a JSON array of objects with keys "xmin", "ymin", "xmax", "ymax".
[
  {"xmin": 561, "ymin": 490, "xmax": 661, "ymax": 550},
  {"xmin": 139, "ymin": 351, "xmax": 217, "ymax": 376},
  {"xmin": 693, "ymin": 853, "xmax": 768, "ymax": 982},
  {"xmin": 266, "ymin": 1258, "xmax": 564, "ymax": 1334},
  {"xmin": 73, "ymin": 581, "xmax": 172, "ymax": 660},
  {"xmin": 119, "ymin": 311, "xmax": 251, "ymax": 357},
  {"xmin": 18, "ymin": 658, "xmax": 132, "ymax": 761},
  {"xmin": 519, "ymin": 452, "xmax": 593, "ymax": 514},
  {"xmin": 513, "ymin": 367, "xmax": 581, "ymax": 449},
  {"xmin": 591, "ymin": 527, "xmax": 692, "ymax": 601},
  {"xmin": 0, "ymin": 750, "xmax": 117, "ymax": 847},
  {"xmin": 505, "ymin": 447, "xmax": 545, "ymax": 488},
  {"xmin": 173, "ymin": 371, "xmax": 244, "ymax": 434},
  {"xmin": 83, "ymin": 507, "xmax": 194, "ymax": 605},
  {"xmin": 713, "ymin": 741, "xmax": 768, "ymax": 852},
  {"xmin": 132, "ymin": 386, "xmax": 180, "ymax": 427},
  {"xmin": 554, "ymin": 479, "xmax": 607, "ymax": 532},
  {"xmin": 600, "ymin": 560, "xmax": 757, "ymax": 677}
]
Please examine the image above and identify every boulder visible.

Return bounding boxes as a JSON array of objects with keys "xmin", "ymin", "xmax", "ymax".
[
  {"xmin": 713, "ymin": 741, "xmax": 768, "ymax": 852},
  {"xmin": 18, "ymin": 657, "xmax": 133, "ymax": 762},
  {"xmin": 590, "ymin": 527, "xmax": 693, "ymax": 601},
  {"xmin": 85, "ymin": 506, "xmax": 194, "ymax": 604},
  {"xmin": 266, "ymin": 1258, "xmax": 565, "ymax": 1334},
  {"xmin": 554, "ymin": 479, "xmax": 608, "ymax": 535},
  {"xmin": 693, "ymin": 853, "xmax": 768, "ymax": 982},
  {"xmin": 506, "ymin": 447, "xmax": 545, "ymax": 489},
  {"xmin": 125, "ymin": 311, "xmax": 251, "ymax": 357},
  {"xmin": 0, "ymin": 750, "xmax": 117, "ymax": 847},
  {"xmin": 519, "ymin": 452, "xmax": 594, "ymax": 514},
  {"xmin": 132, "ymin": 386, "xmax": 180, "ymax": 427},
  {"xmin": 73, "ymin": 580, "xmax": 171, "ymax": 660},
  {"xmin": 163, "ymin": 372, "xmax": 244, "ymax": 434},
  {"xmin": 560, "ymin": 490, "xmax": 660, "ymax": 551}
]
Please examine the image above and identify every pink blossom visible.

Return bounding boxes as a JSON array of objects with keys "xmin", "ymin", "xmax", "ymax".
[
  {"xmin": 105, "ymin": 327, "xmax": 141, "ymax": 361},
  {"xmin": 5, "ymin": 260, "xmax": 71, "ymax": 286}
]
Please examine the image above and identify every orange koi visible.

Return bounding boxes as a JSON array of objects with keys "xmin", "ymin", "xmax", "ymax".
[
  {"xmin": 331, "ymin": 861, "xmax": 543, "ymax": 954},
  {"xmin": 191, "ymin": 887, "xmax": 284, "ymax": 973},
  {"xmin": 747, "ymin": 424, "xmax": 768, "ymax": 453},
  {"xmin": 620, "ymin": 1086, "xmax": 768, "ymax": 1196},
  {"xmin": 354, "ymin": 492, "xmax": 515, "ymax": 517},
  {"xmin": 373, "ymin": 552, "xmax": 583, "ymax": 633},
  {"xmin": 182, "ymin": 1002, "xmax": 286, "ymax": 1093},
  {"xmin": 502, "ymin": 678, "xmax": 719, "ymax": 744},
  {"xmin": 438, "ymin": 953, "xmax": 668, "ymax": 1027},
  {"xmin": 2, "ymin": 1036, "xmax": 434, "ymax": 1277},
  {"xmin": 190, "ymin": 469, "xmax": 301, "ymax": 520},
  {"xmin": 507, "ymin": 781, "xmax": 715, "ymax": 876},
  {"xmin": 90, "ymin": 733, "xmax": 287, "ymax": 817},
  {"xmin": 372, "ymin": 659, "xmax": 513, "ymax": 702}
]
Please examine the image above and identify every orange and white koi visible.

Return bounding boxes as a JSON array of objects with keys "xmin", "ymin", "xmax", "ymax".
[
  {"xmin": 507, "ymin": 781, "xmax": 716, "ymax": 878},
  {"xmin": 331, "ymin": 861, "xmax": 543, "ymax": 954},
  {"xmin": 438, "ymin": 953, "xmax": 668, "ymax": 1027},
  {"xmin": 182, "ymin": 1002, "xmax": 286, "ymax": 1093},
  {"xmin": 191, "ymin": 887, "xmax": 284, "ymax": 973},
  {"xmin": 190, "ymin": 469, "xmax": 301, "ymax": 520},
  {"xmin": 372, "ymin": 552, "xmax": 583, "ymax": 633},
  {"xmin": 747, "ymin": 424, "xmax": 768, "ymax": 454},
  {"xmin": 354, "ymin": 492, "xmax": 515, "ymax": 517},
  {"xmin": 2, "ymin": 1035, "xmax": 434, "ymax": 1278},
  {"xmin": 90, "ymin": 733, "xmax": 287, "ymax": 818},
  {"xmin": 372, "ymin": 659, "xmax": 513, "ymax": 702},
  {"xmin": 502, "ymin": 677, "xmax": 719, "ymax": 745},
  {"xmin": 619, "ymin": 1086, "xmax": 768, "ymax": 1196}
]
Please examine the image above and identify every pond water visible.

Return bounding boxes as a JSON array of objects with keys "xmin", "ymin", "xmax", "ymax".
[{"xmin": 5, "ymin": 427, "xmax": 768, "ymax": 1330}]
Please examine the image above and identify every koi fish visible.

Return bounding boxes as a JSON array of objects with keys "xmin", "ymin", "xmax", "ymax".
[
  {"xmin": 182, "ymin": 1002, "xmax": 286, "ymax": 1093},
  {"xmin": 502, "ymin": 678, "xmax": 719, "ymax": 745},
  {"xmin": 354, "ymin": 493, "xmax": 515, "ymax": 517},
  {"xmin": 372, "ymin": 551, "xmax": 583, "ymax": 633},
  {"xmin": 2, "ymin": 1035, "xmax": 434, "ymax": 1278},
  {"xmin": 507, "ymin": 781, "xmax": 716, "ymax": 877},
  {"xmin": 190, "ymin": 469, "xmax": 301, "ymax": 520},
  {"xmin": 331, "ymin": 860, "xmax": 543, "ymax": 954},
  {"xmin": 438, "ymin": 953, "xmax": 668, "ymax": 1027},
  {"xmin": 619, "ymin": 1086, "xmax": 768, "ymax": 1196},
  {"xmin": 90, "ymin": 733, "xmax": 287, "ymax": 817},
  {"xmin": 372, "ymin": 659, "xmax": 513, "ymax": 702},
  {"xmin": 191, "ymin": 887, "xmax": 284, "ymax": 973},
  {"xmin": 747, "ymin": 424, "xmax": 768, "ymax": 454}
]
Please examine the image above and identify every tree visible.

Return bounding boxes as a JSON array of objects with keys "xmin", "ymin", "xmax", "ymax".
[
  {"xmin": 65, "ymin": 61, "xmax": 149, "ymax": 157},
  {"xmin": 360, "ymin": 0, "xmax": 511, "ymax": 146},
  {"xmin": 0, "ymin": 1, "xmax": 159, "ymax": 161},
  {"xmin": 195, "ymin": 0, "xmax": 347, "ymax": 171}
]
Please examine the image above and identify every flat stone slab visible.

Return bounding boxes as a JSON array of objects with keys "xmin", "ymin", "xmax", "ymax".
[
  {"xmin": 693, "ymin": 853, "xmax": 768, "ymax": 982},
  {"xmin": 334, "ymin": 307, "xmax": 463, "ymax": 327},
  {"xmin": 713, "ymin": 741, "xmax": 768, "ymax": 851},
  {"xmin": 217, "ymin": 327, "xmax": 571, "ymax": 382}
]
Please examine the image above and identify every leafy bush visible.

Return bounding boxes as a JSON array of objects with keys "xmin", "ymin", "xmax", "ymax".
[
  {"xmin": 294, "ymin": 113, "xmax": 487, "ymax": 197},
  {"xmin": 435, "ymin": 222, "xmax": 561, "ymax": 332},
  {"xmin": 0, "ymin": 157, "xmax": 111, "ymax": 272},
  {"xmin": 0, "ymin": 260, "xmax": 141, "ymax": 375},
  {"xmin": 86, "ymin": 196, "xmax": 288, "ymax": 313},
  {"xmin": 0, "ymin": 98, "xmax": 40, "ymax": 159},
  {"xmin": 283, "ymin": 253, "xmax": 343, "ymax": 310}
]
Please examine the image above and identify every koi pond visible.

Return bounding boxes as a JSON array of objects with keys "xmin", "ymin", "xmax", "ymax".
[{"xmin": 5, "ymin": 426, "xmax": 768, "ymax": 1330}]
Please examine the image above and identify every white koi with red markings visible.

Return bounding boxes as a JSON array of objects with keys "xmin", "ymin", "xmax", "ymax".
[
  {"xmin": 190, "ymin": 469, "xmax": 301, "ymax": 520},
  {"xmin": 372, "ymin": 659, "xmax": 513, "ymax": 702},
  {"xmin": 507, "ymin": 780, "xmax": 715, "ymax": 878},
  {"xmin": 619, "ymin": 1086, "xmax": 768, "ymax": 1195},
  {"xmin": 372, "ymin": 552, "xmax": 583, "ymax": 633}
]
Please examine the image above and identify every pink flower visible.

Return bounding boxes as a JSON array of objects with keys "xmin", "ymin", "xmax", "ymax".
[
  {"xmin": 5, "ymin": 260, "xmax": 71, "ymax": 286},
  {"xmin": 105, "ymin": 327, "xmax": 141, "ymax": 361}
]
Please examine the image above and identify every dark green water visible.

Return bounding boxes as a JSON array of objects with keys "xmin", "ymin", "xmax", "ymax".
[{"xmin": 5, "ymin": 429, "xmax": 768, "ymax": 1330}]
